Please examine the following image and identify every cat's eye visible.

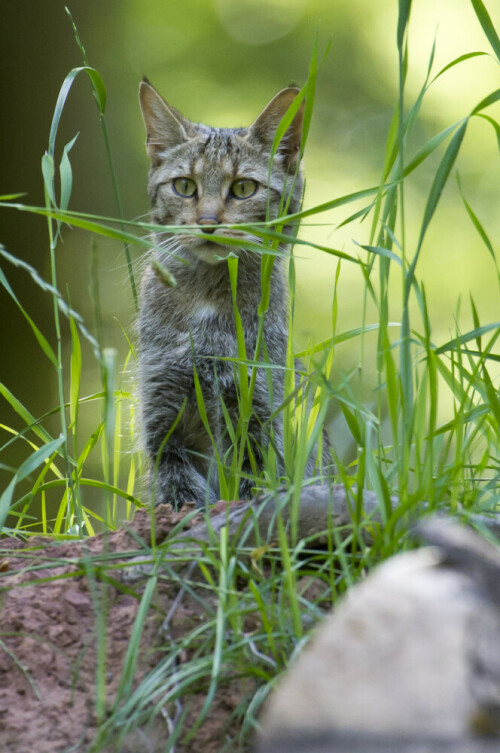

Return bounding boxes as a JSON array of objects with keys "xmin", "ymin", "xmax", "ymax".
[
  {"xmin": 172, "ymin": 177, "xmax": 197, "ymax": 197},
  {"xmin": 230, "ymin": 179, "xmax": 258, "ymax": 200}
]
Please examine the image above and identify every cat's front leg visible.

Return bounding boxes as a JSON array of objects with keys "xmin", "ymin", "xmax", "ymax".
[
  {"xmin": 237, "ymin": 418, "xmax": 286, "ymax": 500},
  {"xmin": 149, "ymin": 434, "xmax": 217, "ymax": 509},
  {"xmin": 222, "ymin": 383, "xmax": 285, "ymax": 500},
  {"xmin": 139, "ymin": 360, "xmax": 217, "ymax": 508}
]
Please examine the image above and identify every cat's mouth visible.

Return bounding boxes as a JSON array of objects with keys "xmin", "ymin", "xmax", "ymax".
[
  {"xmin": 189, "ymin": 229, "xmax": 255, "ymax": 264},
  {"xmin": 190, "ymin": 238, "xmax": 234, "ymax": 264}
]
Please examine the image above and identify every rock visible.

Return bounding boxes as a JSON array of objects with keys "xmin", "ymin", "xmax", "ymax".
[{"xmin": 257, "ymin": 518, "xmax": 500, "ymax": 753}]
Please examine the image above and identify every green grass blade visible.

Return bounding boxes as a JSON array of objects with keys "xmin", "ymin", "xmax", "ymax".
[
  {"xmin": 59, "ymin": 133, "xmax": 79, "ymax": 211},
  {"xmin": 0, "ymin": 245, "xmax": 100, "ymax": 357},
  {"xmin": 358, "ymin": 243, "xmax": 402, "ymax": 266},
  {"xmin": 476, "ymin": 112, "xmax": 500, "ymax": 153},
  {"xmin": 48, "ymin": 65, "xmax": 105, "ymax": 157},
  {"xmin": 2, "ymin": 201, "xmax": 154, "ymax": 250},
  {"xmin": 300, "ymin": 34, "xmax": 319, "ymax": 157},
  {"xmin": 83, "ymin": 67, "xmax": 107, "ymax": 113},
  {"xmin": 0, "ymin": 435, "xmax": 65, "ymax": 530},
  {"xmin": 112, "ymin": 574, "xmax": 157, "ymax": 707},
  {"xmin": 69, "ymin": 315, "xmax": 82, "ymax": 431},
  {"xmin": 41, "ymin": 153, "xmax": 56, "ymax": 206},
  {"xmin": 471, "ymin": 88, "xmax": 500, "ymax": 116},
  {"xmin": 48, "ymin": 67, "xmax": 85, "ymax": 157},
  {"xmin": 0, "ymin": 192, "xmax": 26, "ymax": 200},
  {"xmin": 0, "ymin": 261, "xmax": 58, "ymax": 367},
  {"xmin": 414, "ymin": 120, "xmax": 467, "ymax": 264},
  {"xmin": 404, "ymin": 121, "xmax": 462, "ymax": 177},
  {"xmin": 0, "ymin": 382, "xmax": 56, "ymax": 446},
  {"xmin": 435, "ymin": 323, "xmax": 500, "ymax": 355},
  {"xmin": 397, "ymin": 0, "xmax": 412, "ymax": 51},
  {"xmin": 31, "ymin": 477, "xmax": 142, "ymax": 507},
  {"xmin": 470, "ymin": 0, "xmax": 500, "ymax": 62},
  {"xmin": 458, "ymin": 180, "xmax": 498, "ymax": 268},
  {"xmin": 284, "ymin": 183, "xmax": 397, "ymax": 223},
  {"xmin": 431, "ymin": 51, "xmax": 488, "ymax": 82}
]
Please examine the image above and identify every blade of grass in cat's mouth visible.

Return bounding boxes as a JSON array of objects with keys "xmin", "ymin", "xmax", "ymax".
[{"xmin": 197, "ymin": 229, "xmax": 247, "ymax": 245}]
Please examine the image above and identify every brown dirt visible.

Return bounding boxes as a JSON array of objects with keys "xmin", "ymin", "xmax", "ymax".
[{"xmin": 0, "ymin": 502, "xmax": 259, "ymax": 753}]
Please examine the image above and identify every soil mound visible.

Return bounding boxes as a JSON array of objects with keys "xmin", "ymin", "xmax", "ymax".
[{"xmin": 0, "ymin": 504, "xmax": 252, "ymax": 753}]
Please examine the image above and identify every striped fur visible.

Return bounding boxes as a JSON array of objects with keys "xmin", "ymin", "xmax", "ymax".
[{"xmin": 138, "ymin": 81, "xmax": 304, "ymax": 508}]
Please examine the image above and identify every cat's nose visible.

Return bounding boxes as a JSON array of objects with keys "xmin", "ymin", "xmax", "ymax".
[{"xmin": 198, "ymin": 216, "xmax": 220, "ymax": 234}]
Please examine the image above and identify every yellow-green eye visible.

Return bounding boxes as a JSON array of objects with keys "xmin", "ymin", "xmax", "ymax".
[
  {"xmin": 231, "ymin": 179, "xmax": 258, "ymax": 199},
  {"xmin": 172, "ymin": 177, "xmax": 197, "ymax": 197}
]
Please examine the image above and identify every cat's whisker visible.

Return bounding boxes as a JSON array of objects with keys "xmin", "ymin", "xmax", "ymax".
[{"xmin": 131, "ymin": 211, "xmax": 153, "ymax": 223}]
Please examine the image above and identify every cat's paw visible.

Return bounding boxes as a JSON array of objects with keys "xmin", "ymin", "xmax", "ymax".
[
  {"xmin": 150, "ymin": 465, "xmax": 216, "ymax": 510},
  {"xmin": 238, "ymin": 478, "xmax": 258, "ymax": 501}
]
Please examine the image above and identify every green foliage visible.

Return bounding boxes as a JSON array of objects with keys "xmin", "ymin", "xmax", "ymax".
[{"xmin": 1, "ymin": 1, "xmax": 500, "ymax": 749}]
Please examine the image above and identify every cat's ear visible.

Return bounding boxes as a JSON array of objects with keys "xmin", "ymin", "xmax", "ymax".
[
  {"xmin": 139, "ymin": 79, "xmax": 193, "ymax": 164},
  {"xmin": 248, "ymin": 87, "xmax": 304, "ymax": 170}
]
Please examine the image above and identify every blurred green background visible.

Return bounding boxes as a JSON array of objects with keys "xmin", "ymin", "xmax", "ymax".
[{"xmin": 1, "ymin": 0, "xmax": 499, "ymax": 496}]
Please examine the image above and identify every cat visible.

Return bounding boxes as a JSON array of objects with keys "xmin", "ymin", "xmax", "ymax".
[{"xmin": 138, "ymin": 79, "xmax": 319, "ymax": 509}]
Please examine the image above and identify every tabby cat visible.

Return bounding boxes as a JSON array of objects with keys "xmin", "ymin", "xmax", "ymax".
[{"xmin": 138, "ymin": 80, "xmax": 307, "ymax": 508}]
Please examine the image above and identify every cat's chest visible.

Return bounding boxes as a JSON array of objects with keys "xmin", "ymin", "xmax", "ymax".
[
  {"xmin": 182, "ymin": 298, "xmax": 259, "ymax": 357},
  {"xmin": 187, "ymin": 300, "xmax": 222, "ymax": 327}
]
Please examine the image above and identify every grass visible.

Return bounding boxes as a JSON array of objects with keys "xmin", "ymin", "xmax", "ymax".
[{"xmin": 1, "ymin": 1, "xmax": 500, "ymax": 750}]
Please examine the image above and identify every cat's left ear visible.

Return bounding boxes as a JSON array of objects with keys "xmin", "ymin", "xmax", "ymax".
[{"xmin": 248, "ymin": 87, "xmax": 304, "ymax": 171}]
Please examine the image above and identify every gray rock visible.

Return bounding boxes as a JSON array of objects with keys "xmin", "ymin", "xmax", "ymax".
[{"xmin": 258, "ymin": 519, "xmax": 500, "ymax": 753}]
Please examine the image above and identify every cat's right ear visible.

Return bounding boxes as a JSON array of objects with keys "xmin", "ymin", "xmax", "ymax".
[{"xmin": 139, "ymin": 80, "xmax": 192, "ymax": 164}]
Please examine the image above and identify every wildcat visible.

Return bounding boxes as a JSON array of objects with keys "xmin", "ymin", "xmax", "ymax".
[{"xmin": 138, "ymin": 79, "xmax": 314, "ymax": 509}]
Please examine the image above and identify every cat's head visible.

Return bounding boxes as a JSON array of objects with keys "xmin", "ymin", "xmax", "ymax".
[{"xmin": 139, "ymin": 80, "xmax": 304, "ymax": 264}]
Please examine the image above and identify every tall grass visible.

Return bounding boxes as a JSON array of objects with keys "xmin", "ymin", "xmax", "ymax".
[{"xmin": 1, "ymin": 0, "xmax": 500, "ymax": 749}]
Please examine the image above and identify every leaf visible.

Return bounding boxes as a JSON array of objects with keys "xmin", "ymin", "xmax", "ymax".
[
  {"xmin": 337, "ymin": 199, "xmax": 378, "ymax": 230},
  {"xmin": 358, "ymin": 243, "xmax": 402, "ymax": 266},
  {"xmin": 69, "ymin": 315, "xmax": 82, "ymax": 430},
  {"xmin": 0, "ymin": 262, "xmax": 58, "ymax": 366},
  {"xmin": 113, "ymin": 576, "xmax": 157, "ymax": 705},
  {"xmin": 475, "ymin": 113, "xmax": 500, "ymax": 154},
  {"xmin": 286, "ymin": 183, "xmax": 397, "ymax": 223},
  {"xmin": 471, "ymin": 88, "xmax": 500, "ymax": 116},
  {"xmin": 382, "ymin": 105, "xmax": 401, "ymax": 181},
  {"xmin": 407, "ymin": 120, "xmax": 467, "ymax": 294},
  {"xmin": 85, "ymin": 67, "xmax": 107, "ymax": 114},
  {"xmin": 34, "ymin": 477, "xmax": 142, "ymax": 506},
  {"xmin": 460, "ymin": 350, "xmax": 500, "ymax": 363},
  {"xmin": 470, "ymin": 0, "xmax": 500, "ymax": 62},
  {"xmin": 48, "ymin": 66, "xmax": 105, "ymax": 158},
  {"xmin": 435, "ymin": 322, "xmax": 500, "ymax": 354},
  {"xmin": 0, "ymin": 245, "xmax": 100, "ymax": 358},
  {"xmin": 102, "ymin": 347, "xmax": 117, "ymax": 453},
  {"xmin": 404, "ymin": 121, "xmax": 462, "ymax": 177},
  {"xmin": 399, "ymin": 306, "xmax": 414, "ymax": 423},
  {"xmin": 0, "ymin": 193, "xmax": 27, "ymax": 201},
  {"xmin": 339, "ymin": 403, "xmax": 362, "ymax": 445},
  {"xmin": 48, "ymin": 67, "xmax": 85, "ymax": 157},
  {"xmin": 417, "ymin": 120, "xmax": 468, "ymax": 255},
  {"xmin": 301, "ymin": 35, "xmax": 318, "ymax": 157},
  {"xmin": 432, "ymin": 51, "xmax": 488, "ymax": 83},
  {"xmin": 59, "ymin": 133, "xmax": 79, "ymax": 211},
  {"xmin": 4, "ymin": 201, "xmax": 153, "ymax": 249},
  {"xmin": 482, "ymin": 367, "xmax": 500, "ymax": 428},
  {"xmin": 0, "ymin": 381, "xmax": 54, "ymax": 446},
  {"xmin": 458, "ymin": 179, "xmax": 497, "ymax": 266},
  {"xmin": 397, "ymin": 0, "xmax": 412, "ymax": 51},
  {"xmin": 0, "ymin": 435, "xmax": 65, "ymax": 530},
  {"xmin": 295, "ymin": 324, "xmax": 400, "ymax": 359},
  {"xmin": 41, "ymin": 153, "xmax": 56, "ymax": 206}
]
